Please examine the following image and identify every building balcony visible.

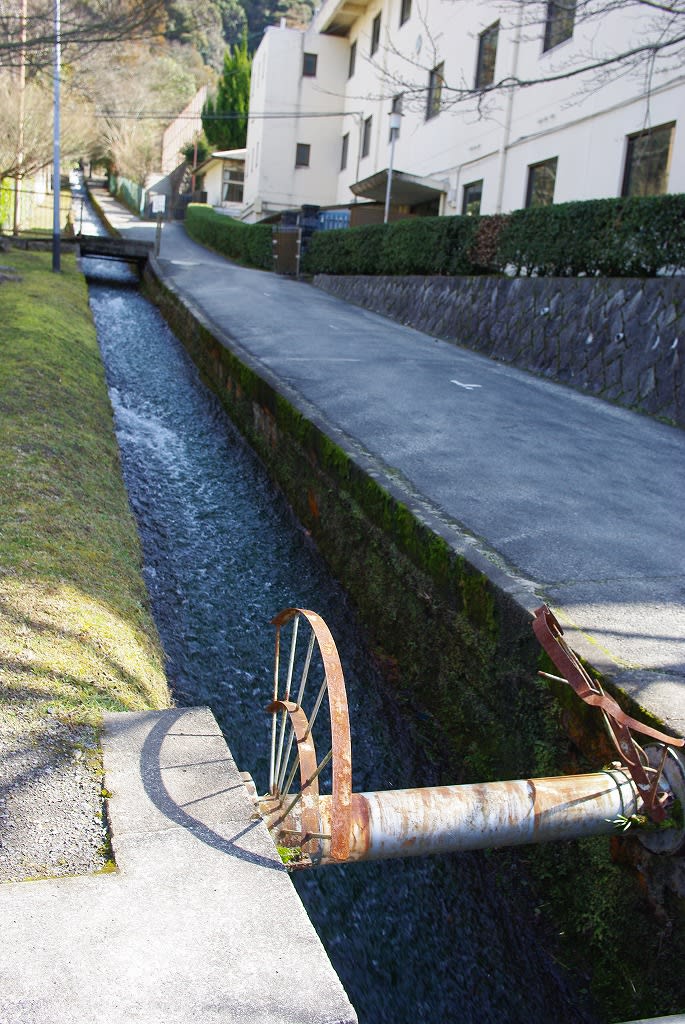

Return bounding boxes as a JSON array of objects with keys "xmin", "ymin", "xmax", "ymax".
[{"xmin": 315, "ymin": 0, "xmax": 372, "ymax": 36}]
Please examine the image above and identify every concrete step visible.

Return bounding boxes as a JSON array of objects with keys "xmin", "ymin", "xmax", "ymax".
[{"xmin": 0, "ymin": 707, "xmax": 357, "ymax": 1024}]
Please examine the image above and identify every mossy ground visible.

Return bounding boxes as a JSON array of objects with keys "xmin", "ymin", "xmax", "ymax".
[{"xmin": 0, "ymin": 248, "xmax": 170, "ymax": 731}]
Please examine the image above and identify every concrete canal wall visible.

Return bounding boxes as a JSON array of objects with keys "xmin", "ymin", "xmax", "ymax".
[
  {"xmin": 143, "ymin": 261, "xmax": 548, "ymax": 784},
  {"xmin": 313, "ymin": 274, "xmax": 685, "ymax": 429},
  {"xmin": 142, "ymin": 260, "xmax": 685, "ymax": 1022}
]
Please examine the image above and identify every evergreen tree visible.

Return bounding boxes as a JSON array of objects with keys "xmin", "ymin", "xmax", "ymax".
[
  {"xmin": 215, "ymin": 0, "xmax": 248, "ymax": 50},
  {"xmin": 201, "ymin": 32, "xmax": 251, "ymax": 151}
]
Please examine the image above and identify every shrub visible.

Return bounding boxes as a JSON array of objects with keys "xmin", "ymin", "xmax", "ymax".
[
  {"xmin": 304, "ymin": 215, "xmax": 481, "ymax": 276},
  {"xmin": 185, "ymin": 204, "xmax": 273, "ymax": 270},
  {"xmin": 302, "ymin": 193, "xmax": 685, "ymax": 278},
  {"xmin": 494, "ymin": 194, "xmax": 685, "ymax": 277},
  {"xmin": 469, "ymin": 214, "xmax": 510, "ymax": 272},
  {"xmin": 382, "ymin": 216, "xmax": 480, "ymax": 275}
]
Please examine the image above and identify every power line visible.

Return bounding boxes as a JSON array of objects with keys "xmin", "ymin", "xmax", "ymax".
[{"xmin": 94, "ymin": 109, "xmax": 358, "ymax": 120}]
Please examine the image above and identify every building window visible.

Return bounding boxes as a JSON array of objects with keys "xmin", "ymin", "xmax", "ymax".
[
  {"xmin": 361, "ymin": 116, "xmax": 372, "ymax": 158},
  {"xmin": 526, "ymin": 157, "xmax": 557, "ymax": 207},
  {"xmin": 400, "ymin": 0, "xmax": 411, "ymax": 26},
  {"xmin": 348, "ymin": 39, "xmax": 357, "ymax": 78},
  {"xmin": 370, "ymin": 12, "xmax": 381, "ymax": 55},
  {"xmin": 543, "ymin": 0, "xmax": 575, "ymax": 52},
  {"xmin": 475, "ymin": 22, "xmax": 498, "ymax": 89},
  {"xmin": 462, "ymin": 180, "xmax": 483, "ymax": 216},
  {"xmin": 302, "ymin": 52, "xmax": 317, "ymax": 77},
  {"xmin": 341, "ymin": 132, "xmax": 349, "ymax": 171},
  {"xmin": 389, "ymin": 94, "xmax": 403, "ymax": 140},
  {"xmin": 222, "ymin": 166, "xmax": 244, "ymax": 204},
  {"xmin": 621, "ymin": 122, "xmax": 674, "ymax": 197},
  {"xmin": 426, "ymin": 62, "xmax": 444, "ymax": 120},
  {"xmin": 295, "ymin": 143, "xmax": 311, "ymax": 167}
]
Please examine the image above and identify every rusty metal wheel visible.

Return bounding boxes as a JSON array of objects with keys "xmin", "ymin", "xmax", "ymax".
[{"xmin": 261, "ymin": 607, "xmax": 352, "ymax": 866}]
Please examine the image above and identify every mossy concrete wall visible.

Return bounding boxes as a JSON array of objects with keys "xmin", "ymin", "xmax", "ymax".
[
  {"xmin": 142, "ymin": 264, "xmax": 552, "ymax": 783},
  {"xmin": 142, "ymin": 261, "xmax": 685, "ymax": 1022},
  {"xmin": 313, "ymin": 274, "xmax": 685, "ymax": 428}
]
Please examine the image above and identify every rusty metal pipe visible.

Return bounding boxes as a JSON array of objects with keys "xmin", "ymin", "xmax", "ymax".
[{"xmin": 270, "ymin": 769, "xmax": 638, "ymax": 865}]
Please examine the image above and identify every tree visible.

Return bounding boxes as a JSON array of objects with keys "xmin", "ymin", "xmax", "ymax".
[
  {"xmin": 242, "ymin": 0, "xmax": 276, "ymax": 47},
  {"xmin": 214, "ymin": 0, "xmax": 248, "ymax": 49},
  {"xmin": 0, "ymin": 0, "xmax": 212, "ymax": 200},
  {"xmin": 163, "ymin": 0, "xmax": 227, "ymax": 70},
  {"xmin": 0, "ymin": 0, "xmax": 169, "ymax": 71},
  {"xmin": 0, "ymin": 69, "xmax": 52, "ymax": 179},
  {"xmin": 272, "ymin": 0, "xmax": 316, "ymax": 29},
  {"xmin": 182, "ymin": 134, "xmax": 210, "ymax": 166},
  {"xmin": 75, "ymin": 41, "xmax": 199, "ymax": 184},
  {"xmin": 201, "ymin": 31, "xmax": 251, "ymax": 150}
]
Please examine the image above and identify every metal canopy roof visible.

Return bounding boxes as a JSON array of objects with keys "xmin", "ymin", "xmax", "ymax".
[{"xmin": 350, "ymin": 168, "xmax": 448, "ymax": 206}]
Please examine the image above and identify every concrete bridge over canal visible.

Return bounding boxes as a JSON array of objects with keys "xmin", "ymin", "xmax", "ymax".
[{"xmin": 76, "ymin": 234, "xmax": 153, "ymax": 266}]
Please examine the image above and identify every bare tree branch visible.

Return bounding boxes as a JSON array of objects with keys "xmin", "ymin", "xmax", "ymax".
[
  {"xmin": 364, "ymin": 0, "xmax": 685, "ymax": 113},
  {"xmin": 0, "ymin": 0, "xmax": 168, "ymax": 70}
]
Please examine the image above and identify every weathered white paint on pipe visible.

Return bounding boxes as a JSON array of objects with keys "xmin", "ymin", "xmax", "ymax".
[{"xmin": 276, "ymin": 770, "xmax": 638, "ymax": 864}]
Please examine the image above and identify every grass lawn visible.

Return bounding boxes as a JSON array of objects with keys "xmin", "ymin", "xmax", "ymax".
[{"xmin": 0, "ymin": 248, "xmax": 170, "ymax": 730}]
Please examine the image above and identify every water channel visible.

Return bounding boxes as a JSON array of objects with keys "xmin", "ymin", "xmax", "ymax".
[{"xmin": 81, "ymin": 226, "xmax": 594, "ymax": 1023}]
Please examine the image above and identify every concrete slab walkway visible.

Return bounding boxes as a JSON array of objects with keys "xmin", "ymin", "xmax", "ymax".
[
  {"xmin": 0, "ymin": 707, "xmax": 357, "ymax": 1024},
  {"xmin": 87, "ymin": 186, "xmax": 684, "ymax": 742}
]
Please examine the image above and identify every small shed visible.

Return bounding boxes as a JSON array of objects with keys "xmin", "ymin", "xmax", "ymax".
[{"xmin": 194, "ymin": 149, "xmax": 246, "ymax": 216}]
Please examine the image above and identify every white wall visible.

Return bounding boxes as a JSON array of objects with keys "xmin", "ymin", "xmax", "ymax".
[
  {"xmin": 201, "ymin": 161, "xmax": 224, "ymax": 206},
  {"xmin": 248, "ymin": 0, "xmax": 685, "ymax": 219},
  {"xmin": 244, "ymin": 24, "xmax": 348, "ymax": 218},
  {"xmin": 161, "ymin": 87, "xmax": 207, "ymax": 176}
]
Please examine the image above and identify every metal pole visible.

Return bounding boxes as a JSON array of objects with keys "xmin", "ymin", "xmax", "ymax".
[
  {"xmin": 52, "ymin": 0, "xmax": 61, "ymax": 272},
  {"xmin": 13, "ymin": 0, "xmax": 27, "ymax": 237},
  {"xmin": 495, "ymin": 0, "xmax": 524, "ymax": 213},
  {"xmin": 267, "ymin": 769, "xmax": 640, "ymax": 865},
  {"xmin": 383, "ymin": 111, "xmax": 402, "ymax": 224}
]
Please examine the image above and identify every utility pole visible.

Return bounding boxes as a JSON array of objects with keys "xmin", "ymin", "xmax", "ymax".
[
  {"xmin": 13, "ymin": 0, "xmax": 27, "ymax": 237},
  {"xmin": 52, "ymin": 0, "xmax": 61, "ymax": 272}
]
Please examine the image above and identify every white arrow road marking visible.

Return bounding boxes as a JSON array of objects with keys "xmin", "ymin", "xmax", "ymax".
[{"xmin": 450, "ymin": 379, "xmax": 482, "ymax": 390}]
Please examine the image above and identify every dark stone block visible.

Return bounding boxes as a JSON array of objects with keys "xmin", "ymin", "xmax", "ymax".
[
  {"xmin": 604, "ymin": 354, "xmax": 622, "ymax": 393},
  {"xmin": 638, "ymin": 365, "xmax": 656, "ymax": 400}
]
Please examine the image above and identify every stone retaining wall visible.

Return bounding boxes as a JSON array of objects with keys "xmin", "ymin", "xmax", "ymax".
[{"xmin": 313, "ymin": 274, "xmax": 684, "ymax": 428}]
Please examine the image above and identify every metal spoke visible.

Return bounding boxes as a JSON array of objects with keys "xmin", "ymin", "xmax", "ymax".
[
  {"xmin": 274, "ymin": 614, "xmax": 300, "ymax": 791},
  {"xmin": 304, "ymin": 673, "xmax": 328, "ymax": 740},
  {"xmin": 277, "ymin": 629, "xmax": 316, "ymax": 794},
  {"xmin": 281, "ymin": 749, "xmax": 300, "ymax": 800},
  {"xmin": 268, "ymin": 622, "xmax": 282, "ymax": 794},
  {"xmin": 296, "ymin": 628, "xmax": 316, "ymax": 706}
]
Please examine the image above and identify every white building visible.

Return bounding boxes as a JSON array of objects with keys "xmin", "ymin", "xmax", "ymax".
[
  {"xmin": 194, "ymin": 149, "xmax": 247, "ymax": 215},
  {"xmin": 242, "ymin": 0, "xmax": 684, "ymax": 222}
]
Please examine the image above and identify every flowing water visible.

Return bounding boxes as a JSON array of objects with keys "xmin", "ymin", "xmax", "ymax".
[{"xmin": 82, "ymin": 237, "xmax": 593, "ymax": 1024}]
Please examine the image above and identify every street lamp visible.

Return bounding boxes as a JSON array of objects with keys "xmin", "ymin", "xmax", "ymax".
[{"xmin": 383, "ymin": 109, "xmax": 402, "ymax": 225}]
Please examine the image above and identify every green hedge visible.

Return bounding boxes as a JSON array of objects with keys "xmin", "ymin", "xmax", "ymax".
[
  {"xmin": 303, "ymin": 214, "xmax": 480, "ymax": 276},
  {"xmin": 497, "ymin": 194, "xmax": 685, "ymax": 277},
  {"xmin": 185, "ymin": 204, "xmax": 273, "ymax": 270},
  {"xmin": 303, "ymin": 193, "xmax": 685, "ymax": 278}
]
